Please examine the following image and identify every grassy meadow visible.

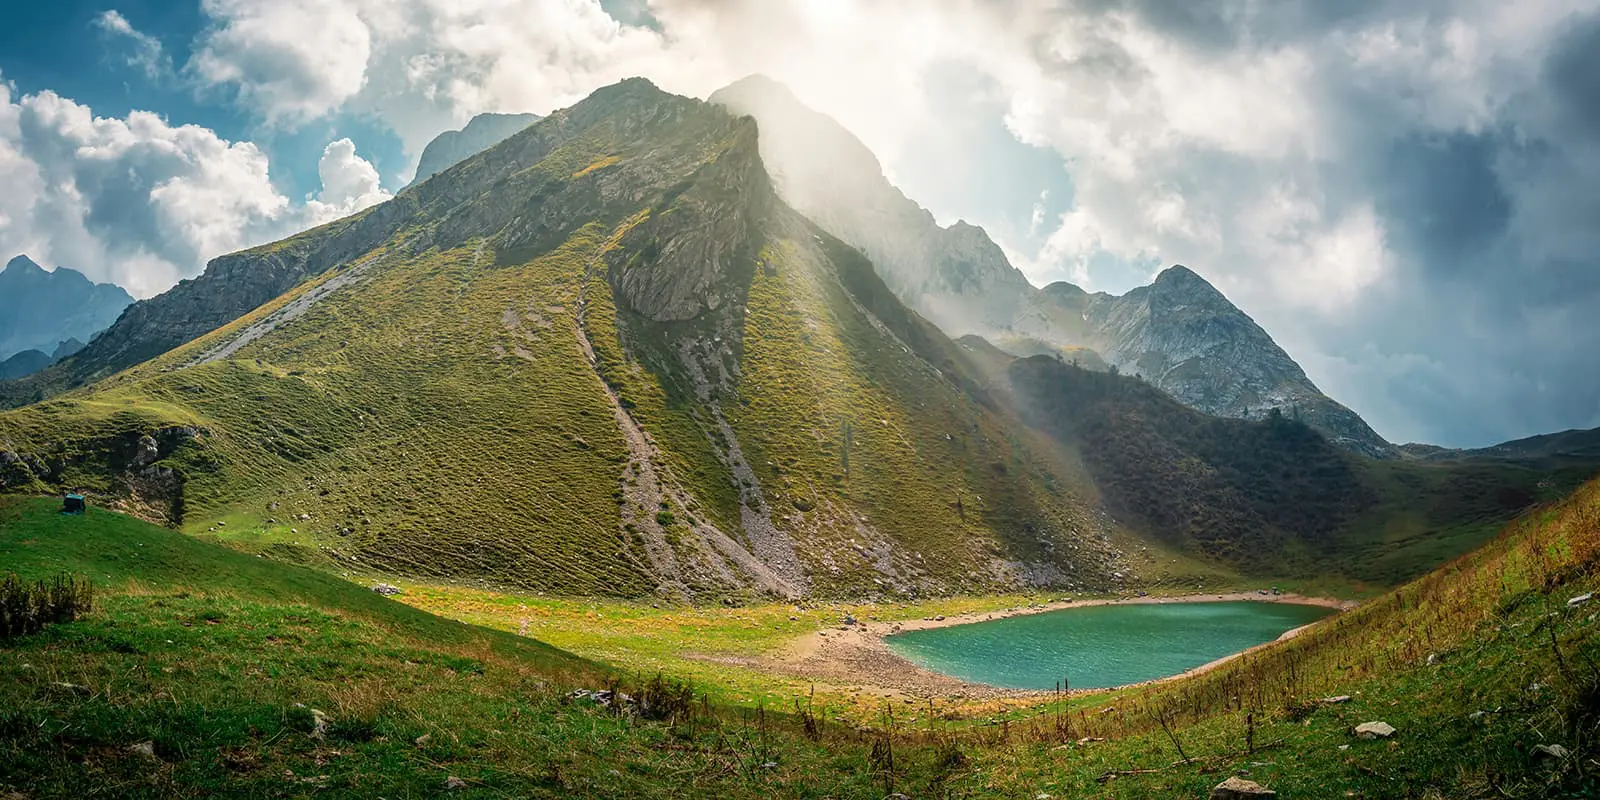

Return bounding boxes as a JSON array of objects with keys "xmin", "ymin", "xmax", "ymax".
[{"xmin": 2, "ymin": 475, "xmax": 1596, "ymax": 797}]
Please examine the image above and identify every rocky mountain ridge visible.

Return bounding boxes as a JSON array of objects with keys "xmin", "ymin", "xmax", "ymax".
[
  {"xmin": 410, "ymin": 112, "xmax": 542, "ymax": 185},
  {"xmin": 711, "ymin": 76, "xmax": 1394, "ymax": 458}
]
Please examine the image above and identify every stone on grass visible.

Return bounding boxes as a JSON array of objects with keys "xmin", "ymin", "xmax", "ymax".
[
  {"xmin": 1320, "ymin": 695, "xmax": 1352, "ymax": 704},
  {"xmin": 1568, "ymin": 593, "xmax": 1592, "ymax": 607},
  {"xmin": 1210, "ymin": 776, "xmax": 1277, "ymax": 798},
  {"xmin": 1534, "ymin": 744, "xmax": 1570, "ymax": 760},
  {"xmin": 309, "ymin": 708, "xmax": 331, "ymax": 740},
  {"xmin": 371, "ymin": 583, "xmax": 403, "ymax": 596},
  {"xmin": 1355, "ymin": 721, "xmax": 1396, "ymax": 739},
  {"xmin": 126, "ymin": 741, "xmax": 158, "ymax": 762},
  {"xmin": 444, "ymin": 776, "xmax": 467, "ymax": 790}
]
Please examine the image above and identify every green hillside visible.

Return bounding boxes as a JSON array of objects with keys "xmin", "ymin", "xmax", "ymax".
[
  {"xmin": 0, "ymin": 79, "xmax": 1136, "ymax": 601},
  {"xmin": 1006, "ymin": 356, "xmax": 1594, "ymax": 583},
  {"xmin": 2, "ymin": 468, "xmax": 1595, "ymax": 798}
]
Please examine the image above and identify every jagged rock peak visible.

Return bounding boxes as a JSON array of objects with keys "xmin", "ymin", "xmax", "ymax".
[
  {"xmin": 5, "ymin": 255, "xmax": 45, "ymax": 275},
  {"xmin": 1152, "ymin": 264, "xmax": 1207, "ymax": 287}
]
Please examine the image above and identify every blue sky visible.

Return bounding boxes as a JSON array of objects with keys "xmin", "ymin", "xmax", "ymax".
[
  {"xmin": 0, "ymin": 0, "xmax": 405, "ymax": 199},
  {"xmin": 2, "ymin": 0, "xmax": 1598, "ymax": 448}
]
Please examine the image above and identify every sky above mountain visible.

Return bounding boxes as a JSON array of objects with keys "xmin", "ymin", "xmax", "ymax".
[{"xmin": 2, "ymin": 0, "xmax": 1597, "ymax": 448}]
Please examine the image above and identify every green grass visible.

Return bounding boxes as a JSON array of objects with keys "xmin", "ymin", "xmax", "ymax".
[{"xmin": 3, "ymin": 470, "xmax": 1597, "ymax": 797}]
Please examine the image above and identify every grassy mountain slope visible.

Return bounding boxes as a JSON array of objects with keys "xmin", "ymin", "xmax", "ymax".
[
  {"xmin": 3, "ymin": 463, "xmax": 1596, "ymax": 798},
  {"xmin": 711, "ymin": 76, "xmax": 1395, "ymax": 459},
  {"xmin": 1005, "ymin": 355, "xmax": 1596, "ymax": 583},
  {"xmin": 0, "ymin": 496, "xmax": 875, "ymax": 799},
  {"xmin": 0, "ymin": 79, "xmax": 1148, "ymax": 601}
]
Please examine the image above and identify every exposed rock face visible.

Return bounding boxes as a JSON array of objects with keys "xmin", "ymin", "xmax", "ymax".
[
  {"xmin": 712, "ymin": 75, "xmax": 1394, "ymax": 458},
  {"xmin": 0, "ymin": 256, "xmax": 132, "ymax": 361},
  {"xmin": 1020, "ymin": 266, "xmax": 1394, "ymax": 458},
  {"xmin": 411, "ymin": 112, "xmax": 541, "ymax": 186},
  {"xmin": 607, "ymin": 121, "xmax": 770, "ymax": 322},
  {"xmin": 710, "ymin": 76, "xmax": 1032, "ymax": 335}
]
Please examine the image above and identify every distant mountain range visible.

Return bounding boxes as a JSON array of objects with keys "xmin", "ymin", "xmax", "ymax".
[{"xmin": 0, "ymin": 256, "xmax": 131, "ymax": 379}]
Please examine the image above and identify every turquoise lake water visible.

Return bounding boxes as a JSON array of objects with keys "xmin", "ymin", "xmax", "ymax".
[{"xmin": 884, "ymin": 601, "xmax": 1334, "ymax": 690}]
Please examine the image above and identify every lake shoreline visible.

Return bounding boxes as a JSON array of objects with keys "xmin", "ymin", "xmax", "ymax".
[{"xmin": 760, "ymin": 591, "xmax": 1357, "ymax": 701}]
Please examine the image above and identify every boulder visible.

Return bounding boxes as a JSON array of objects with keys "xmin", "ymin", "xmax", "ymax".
[
  {"xmin": 130, "ymin": 435, "xmax": 160, "ymax": 468},
  {"xmin": 372, "ymin": 583, "xmax": 403, "ymax": 596},
  {"xmin": 1354, "ymin": 721, "xmax": 1396, "ymax": 739},
  {"xmin": 1320, "ymin": 695, "xmax": 1352, "ymax": 704},
  {"xmin": 1568, "ymin": 593, "xmax": 1592, "ymax": 608},
  {"xmin": 444, "ymin": 776, "xmax": 467, "ymax": 790},
  {"xmin": 1210, "ymin": 776, "xmax": 1277, "ymax": 798}
]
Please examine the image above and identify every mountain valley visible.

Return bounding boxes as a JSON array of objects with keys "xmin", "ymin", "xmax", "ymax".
[{"xmin": 0, "ymin": 71, "xmax": 1594, "ymax": 800}]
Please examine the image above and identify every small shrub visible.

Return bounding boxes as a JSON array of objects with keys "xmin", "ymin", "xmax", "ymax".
[
  {"xmin": 654, "ymin": 510, "xmax": 676, "ymax": 527},
  {"xmin": 636, "ymin": 673, "xmax": 695, "ymax": 721},
  {"xmin": 0, "ymin": 572, "xmax": 93, "ymax": 638}
]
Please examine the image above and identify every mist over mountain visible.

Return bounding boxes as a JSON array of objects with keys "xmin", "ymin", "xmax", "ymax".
[{"xmin": 712, "ymin": 75, "xmax": 1393, "ymax": 458}]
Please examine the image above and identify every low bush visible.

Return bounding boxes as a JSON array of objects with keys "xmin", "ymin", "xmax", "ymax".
[{"xmin": 0, "ymin": 572, "xmax": 92, "ymax": 638}]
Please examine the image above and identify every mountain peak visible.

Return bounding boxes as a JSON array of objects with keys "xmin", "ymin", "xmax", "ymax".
[
  {"xmin": 4, "ymin": 255, "xmax": 45, "ymax": 276},
  {"xmin": 458, "ymin": 112, "xmax": 540, "ymax": 138},
  {"xmin": 411, "ymin": 111, "xmax": 541, "ymax": 185},
  {"xmin": 0, "ymin": 256, "xmax": 131, "ymax": 364},
  {"xmin": 714, "ymin": 74, "xmax": 800, "ymax": 105},
  {"xmin": 1149, "ymin": 264, "xmax": 1230, "ymax": 306},
  {"xmin": 1152, "ymin": 264, "xmax": 1208, "ymax": 288}
]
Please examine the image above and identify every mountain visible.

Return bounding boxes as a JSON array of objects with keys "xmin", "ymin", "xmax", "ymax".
[
  {"xmin": 1018, "ymin": 266, "xmax": 1395, "ymax": 457},
  {"xmin": 710, "ymin": 76, "xmax": 1394, "ymax": 458},
  {"xmin": 0, "ymin": 338, "xmax": 89, "ymax": 382},
  {"xmin": 708, "ymin": 76, "xmax": 1034, "ymax": 336},
  {"xmin": 411, "ymin": 112, "xmax": 542, "ymax": 185},
  {"xmin": 0, "ymin": 350, "xmax": 52, "ymax": 380},
  {"xmin": 0, "ymin": 78, "xmax": 1582, "ymax": 599},
  {"xmin": 0, "ymin": 256, "xmax": 132, "ymax": 362},
  {"xmin": 50, "ymin": 337, "xmax": 85, "ymax": 361},
  {"xmin": 998, "ymin": 355, "xmax": 1584, "ymax": 582},
  {"xmin": 1399, "ymin": 426, "xmax": 1600, "ymax": 464},
  {"xmin": 0, "ymin": 78, "xmax": 1135, "ymax": 600}
]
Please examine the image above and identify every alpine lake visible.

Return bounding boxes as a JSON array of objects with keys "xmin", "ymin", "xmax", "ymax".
[{"xmin": 884, "ymin": 600, "xmax": 1336, "ymax": 690}]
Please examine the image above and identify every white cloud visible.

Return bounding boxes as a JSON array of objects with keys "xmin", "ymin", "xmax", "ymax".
[
  {"xmin": 94, "ymin": 10, "xmax": 171, "ymax": 79},
  {"xmin": 0, "ymin": 78, "xmax": 390, "ymax": 298},
  {"xmin": 304, "ymin": 138, "xmax": 393, "ymax": 223},
  {"xmin": 189, "ymin": 0, "xmax": 373, "ymax": 126}
]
